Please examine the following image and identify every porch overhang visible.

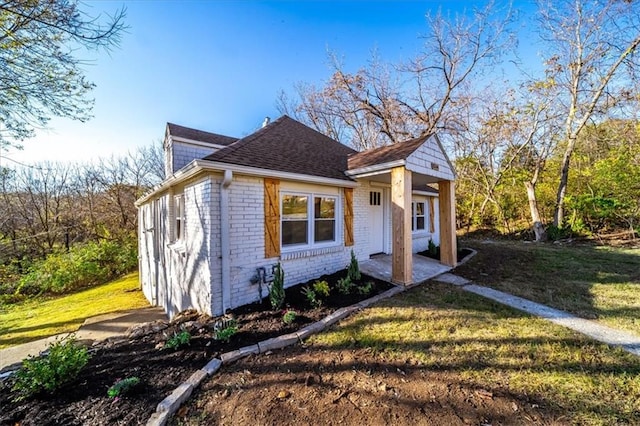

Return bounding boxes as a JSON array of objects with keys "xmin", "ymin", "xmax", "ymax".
[{"xmin": 346, "ymin": 134, "xmax": 457, "ymax": 285}]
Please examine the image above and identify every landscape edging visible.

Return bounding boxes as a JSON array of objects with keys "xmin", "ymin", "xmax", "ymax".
[{"xmin": 146, "ymin": 283, "xmax": 406, "ymax": 426}]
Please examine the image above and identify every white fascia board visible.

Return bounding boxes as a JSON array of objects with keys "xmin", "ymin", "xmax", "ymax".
[
  {"xmin": 198, "ymin": 160, "xmax": 358, "ymax": 188},
  {"xmin": 135, "ymin": 159, "xmax": 358, "ymax": 206},
  {"xmin": 345, "ymin": 159, "xmax": 406, "ymax": 178},
  {"xmin": 135, "ymin": 160, "xmax": 203, "ymax": 206},
  {"xmin": 170, "ymin": 135, "xmax": 229, "ymax": 150},
  {"xmin": 412, "ymin": 190, "xmax": 439, "ymax": 197}
]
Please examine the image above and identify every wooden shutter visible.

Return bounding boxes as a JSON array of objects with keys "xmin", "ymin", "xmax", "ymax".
[
  {"xmin": 428, "ymin": 197, "xmax": 435, "ymax": 233},
  {"xmin": 264, "ymin": 178, "xmax": 280, "ymax": 258},
  {"xmin": 344, "ymin": 188, "xmax": 354, "ymax": 246}
]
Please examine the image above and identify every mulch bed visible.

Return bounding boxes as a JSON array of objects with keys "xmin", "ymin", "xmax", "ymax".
[
  {"xmin": 0, "ymin": 272, "xmax": 392, "ymax": 426},
  {"xmin": 417, "ymin": 247, "xmax": 474, "ymax": 263}
]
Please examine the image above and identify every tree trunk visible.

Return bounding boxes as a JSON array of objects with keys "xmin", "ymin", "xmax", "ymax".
[
  {"xmin": 553, "ymin": 134, "xmax": 578, "ymax": 227},
  {"xmin": 526, "ymin": 180, "xmax": 546, "ymax": 242}
]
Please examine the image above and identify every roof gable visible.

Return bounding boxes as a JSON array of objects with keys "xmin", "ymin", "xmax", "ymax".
[
  {"xmin": 347, "ymin": 133, "xmax": 455, "ymax": 181},
  {"xmin": 347, "ymin": 136, "xmax": 426, "ymax": 170},
  {"xmin": 205, "ymin": 116, "xmax": 357, "ymax": 181},
  {"xmin": 167, "ymin": 122, "xmax": 237, "ymax": 146},
  {"xmin": 404, "ymin": 134, "xmax": 455, "ymax": 181}
]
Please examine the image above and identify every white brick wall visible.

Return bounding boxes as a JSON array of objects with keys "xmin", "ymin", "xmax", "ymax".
[
  {"xmin": 217, "ymin": 176, "xmax": 368, "ymax": 311},
  {"xmin": 138, "ymin": 178, "xmax": 216, "ymax": 318},
  {"xmin": 139, "ymin": 170, "xmax": 443, "ymax": 318}
]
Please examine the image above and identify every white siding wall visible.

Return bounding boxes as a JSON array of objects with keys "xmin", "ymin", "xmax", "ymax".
[
  {"xmin": 405, "ymin": 138, "xmax": 455, "ymax": 181},
  {"xmin": 167, "ymin": 140, "xmax": 220, "ymax": 175}
]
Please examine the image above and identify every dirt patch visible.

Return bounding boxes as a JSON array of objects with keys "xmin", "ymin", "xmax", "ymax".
[
  {"xmin": 0, "ymin": 272, "xmax": 391, "ymax": 426},
  {"xmin": 171, "ymin": 344, "xmax": 565, "ymax": 426}
]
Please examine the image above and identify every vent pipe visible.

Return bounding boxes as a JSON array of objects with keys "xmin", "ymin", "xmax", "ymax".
[{"xmin": 262, "ymin": 117, "xmax": 270, "ymax": 128}]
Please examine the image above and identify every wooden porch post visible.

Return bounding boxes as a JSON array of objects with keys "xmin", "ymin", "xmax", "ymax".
[
  {"xmin": 391, "ymin": 166, "xmax": 412, "ymax": 285},
  {"xmin": 438, "ymin": 180, "xmax": 457, "ymax": 266}
]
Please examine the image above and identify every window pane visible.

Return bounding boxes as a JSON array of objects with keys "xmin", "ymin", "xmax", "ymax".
[
  {"xmin": 416, "ymin": 217, "xmax": 425, "ymax": 230},
  {"xmin": 282, "ymin": 221, "xmax": 308, "ymax": 245},
  {"xmin": 314, "ymin": 197, "xmax": 335, "ymax": 219},
  {"xmin": 282, "ymin": 195, "xmax": 308, "ymax": 219},
  {"xmin": 314, "ymin": 219, "xmax": 335, "ymax": 242},
  {"xmin": 416, "ymin": 202, "xmax": 425, "ymax": 216}
]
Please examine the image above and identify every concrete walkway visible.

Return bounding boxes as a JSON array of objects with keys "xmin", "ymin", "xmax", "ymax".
[
  {"xmin": 434, "ymin": 273, "xmax": 640, "ymax": 357},
  {"xmin": 0, "ymin": 306, "xmax": 166, "ymax": 373}
]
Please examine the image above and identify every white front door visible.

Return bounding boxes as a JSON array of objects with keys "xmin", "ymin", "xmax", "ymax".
[{"xmin": 368, "ymin": 190, "xmax": 385, "ymax": 254}]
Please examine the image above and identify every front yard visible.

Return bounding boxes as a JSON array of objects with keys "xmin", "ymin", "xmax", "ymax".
[
  {"xmin": 454, "ymin": 239, "xmax": 640, "ymax": 336},
  {"xmin": 175, "ymin": 282, "xmax": 640, "ymax": 425}
]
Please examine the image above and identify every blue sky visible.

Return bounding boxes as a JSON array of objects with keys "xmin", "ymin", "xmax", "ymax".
[{"xmin": 6, "ymin": 0, "xmax": 536, "ymax": 165}]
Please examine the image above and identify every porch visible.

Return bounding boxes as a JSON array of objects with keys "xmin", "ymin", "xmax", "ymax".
[{"xmin": 360, "ymin": 254, "xmax": 452, "ymax": 286}]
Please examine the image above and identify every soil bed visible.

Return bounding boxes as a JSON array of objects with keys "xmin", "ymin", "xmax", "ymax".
[{"xmin": 0, "ymin": 272, "xmax": 391, "ymax": 426}]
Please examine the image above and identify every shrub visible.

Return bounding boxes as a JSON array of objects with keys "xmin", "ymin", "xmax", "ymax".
[
  {"xmin": 12, "ymin": 335, "xmax": 90, "ymax": 401},
  {"xmin": 214, "ymin": 320, "xmax": 238, "ymax": 343},
  {"xmin": 165, "ymin": 330, "xmax": 191, "ymax": 350},
  {"xmin": 107, "ymin": 376, "xmax": 140, "ymax": 398},
  {"xmin": 15, "ymin": 238, "xmax": 138, "ymax": 297},
  {"xmin": 347, "ymin": 250, "xmax": 361, "ymax": 282},
  {"xmin": 357, "ymin": 281, "xmax": 374, "ymax": 296},
  {"xmin": 336, "ymin": 276, "xmax": 355, "ymax": 295},
  {"xmin": 282, "ymin": 309, "xmax": 297, "ymax": 324},
  {"xmin": 302, "ymin": 286, "xmax": 321, "ymax": 308},
  {"xmin": 312, "ymin": 280, "xmax": 330, "ymax": 298},
  {"xmin": 428, "ymin": 239, "xmax": 439, "ymax": 257},
  {"xmin": 269, "ymin": 262, "xmax": 285, "ymax": 311}
]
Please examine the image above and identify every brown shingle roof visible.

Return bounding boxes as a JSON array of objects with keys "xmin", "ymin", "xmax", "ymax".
[
  {"xmin": 347, "ymin": 135, "xmax": 429, "ymax": 170},
  {"xmin": 167, "ymin": 122, "xmax": 237, "ymax": 146},
  {"xmin": 205, "ymin": 116, "xmax": 357, "ymax": 181}
]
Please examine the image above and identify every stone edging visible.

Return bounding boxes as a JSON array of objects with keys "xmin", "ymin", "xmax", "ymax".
[
  {"xmin": 456, "ymin": 248, "xmax": 477, "ymax": 267},
  {"xmin": 146, "ymin": 285, "xmax": 405, "ymax": 426}
]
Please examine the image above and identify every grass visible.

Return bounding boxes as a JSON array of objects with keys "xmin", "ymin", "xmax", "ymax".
[
  {"xmin": 311, "ymin": 282, "xmax": 640, "ymax": 425},
  {"xmin": 0, "ymin": 272, "xmax": 149, "ymax": 349},
  {"xmin": 454, "ymin": 240, "xmax": 640, "ymax": 336}
]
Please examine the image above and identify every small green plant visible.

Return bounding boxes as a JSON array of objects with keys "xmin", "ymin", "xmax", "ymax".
[
  {"xmin": 336, "ymin": 276, "xmax": 355, "ymax": 295},
  {"xmin": 282, "ymin": 309, "xmax": 297, "ymax": 324},
  {"xmin": 312, "ymin": 280, "xmax": 330, "ymax": 298},
  {"xmin": 107, "ymin": 376, "xmax": 140, "ymax": 398},
  {"xmin": 12, "ymin": 335, "xmax": 90, "ymax": 401},
  {"xmin": 347, "ymin": 249, "xmax": 361, "ymax": 282},
  {"xmin": 165, "ymin": 330, "xmax": 191, "ymax": 350},
  {"xmin": 269, "ymin": 262, "xmax": 285, "ymax": 311},
  {"xmin": 428, "ymin": 239, "xmax": 439, "ymax": 257},
  {"xmin": 214, "ymin": 320, "xmax": 238, "ymax": 343},
  {"xmin": 357, "ymin": 281, "xmax": 374, "ymax": 295},
  {"xmin": 302, "ymin": 286, "xmax": 321, "ymax": 308}
]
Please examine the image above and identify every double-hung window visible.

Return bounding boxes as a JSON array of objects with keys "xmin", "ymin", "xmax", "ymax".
[
  {"xmin": 412, "ymin": 201, "xmax": 426, "ymax": 232},
  {"xmin": 174, "ymin": 194, "xmax": 185, "ymax": 242},
  {"xmin": 282, "ymin": 193, "xmax": 337, "ymax": 248}
]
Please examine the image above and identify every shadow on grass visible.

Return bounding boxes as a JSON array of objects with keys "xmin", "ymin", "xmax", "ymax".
[{"xmin": 453, "ymin": 239, "xmax": 640, "ymax": 323}]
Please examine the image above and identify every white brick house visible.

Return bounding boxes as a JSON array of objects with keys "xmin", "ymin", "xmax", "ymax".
[{"xmin": 136, "ymin": 116, "xmax": 456, "ymax": 318}]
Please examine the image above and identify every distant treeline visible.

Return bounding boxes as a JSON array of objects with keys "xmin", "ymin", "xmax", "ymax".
[{"xmin": 0, "ymin": 144, "xmax": 163, "ymax": 301}]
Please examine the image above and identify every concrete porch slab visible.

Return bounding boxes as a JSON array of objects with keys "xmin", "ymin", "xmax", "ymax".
[{"xmin": 360, "ymin": 254, "xmax": 451, "ymax": 286}]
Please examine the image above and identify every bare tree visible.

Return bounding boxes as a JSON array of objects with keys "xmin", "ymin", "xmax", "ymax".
[
  {"xmin": 536, "ymin": 0, "xmax": 640, "ymax": 226},
  {"xmin": 278, "ymin": 1, "xmax": 515, "ymax": 150}
]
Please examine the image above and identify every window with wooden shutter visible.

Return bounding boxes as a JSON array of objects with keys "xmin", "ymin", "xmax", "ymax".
[
  {"xmin": 344, "ymin": 188, "xmax": 354, "ymax": 246},
  {"xmin": 264, "ymin": 178, "xmax": 280, "ymax": 258}
]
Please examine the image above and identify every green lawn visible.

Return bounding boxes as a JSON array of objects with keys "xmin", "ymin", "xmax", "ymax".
[
  {"xmin": 0, "ymin": 272, "xmax": 149, "ymax": 349},
  {"xmin": 311, "ymin": 282, "xmax": 640, "ymax": 425},
  {"xmin": 454, "ymin": 240, "xmax": 640, "ymax": 336}
]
